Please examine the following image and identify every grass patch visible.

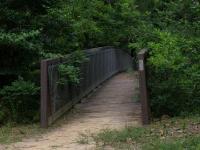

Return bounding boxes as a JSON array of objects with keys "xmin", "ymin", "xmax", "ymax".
[
  {"xmin": 0, "ymin": 123, "xmax": 48, "ymax": 145},
  {"xmin": 143, "ymin": 136, "xmax": 200, "ymax": 150},
  {"xmin": 92, "ymin": 116, "xmax": 200, "ymax": 149},
  {"xmin": 77, "ymin": 133, "xmax": 91, "ymax": 144}
]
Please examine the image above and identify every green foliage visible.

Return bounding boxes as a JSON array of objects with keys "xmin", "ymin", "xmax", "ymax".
[
  {"xmin": 91, "ymin": 116, "xmax": 200, "ymax": 149},
  {"xmin": 0, "ymin": 30, "xmax": 40, "ymax": 46},
  {"xmin": 0, "ymin": 0, "xmax": 199, "ymax": 123},
  {"xmin": 57, "ymin": 50, "xmax": 88, "ymax": 85},
  {"xmin": 57, "ymin": 64, "xmax": 80, "ymax": 85},
  {"xmin": 69, "ymin": 50, "xmax": 89, "ymax": 66},
  {"xmin": 147, "ymin": 31, "xmax": 200, "ymax": 117},
  {"xmin": 0, "ymin": 30, "xmax": 42, "ymax": 75},
  {"xmin": 95, "ymin": 127, "xmax": 146, "ymax": 144},
  {"xmin": 38, "ymin": 0, "xmax": 141, "ymax": 53},
  {"xmin": 0, "ymin": 123, "xmax": 47, "ymax": 144},
  {"xmin": 0, "ymin": 0, "xmax": 140, "ymax": 124},
  {"xmin": 139, "ymin": 0, "xmax": 200, "ymax": 117},
  {"xmin": 0, "ymin": 78, "xmax": 40, "ymax": 123},
  {"xmin": 0, "ymin": 0, "xmax": 56, "ymax": 13},
  {"xmin": 130, "ymin": 0, "xmax": 200, "ymax": 117},
  {"xmin": 142, "ymin": 136, "xmax": 200, "ymax": 150}
]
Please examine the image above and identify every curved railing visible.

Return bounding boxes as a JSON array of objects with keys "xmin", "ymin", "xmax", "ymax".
[{"xmin": 40, "ymin": 46, "xmax": 133, "ymax": 127}]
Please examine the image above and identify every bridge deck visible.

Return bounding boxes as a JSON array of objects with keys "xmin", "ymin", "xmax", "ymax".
[
  {"xmin": 74, "ymin": 72, "xmax": 141, "ymax": 128},
  {"xmin": 7, "ymin": 72, "xmax": 141, "ymax": 150}
]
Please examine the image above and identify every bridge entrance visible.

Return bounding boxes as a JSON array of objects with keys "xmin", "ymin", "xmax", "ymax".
[{"xmin": 40, "ymin": 47, "xmax": 140, "ymax": 128}]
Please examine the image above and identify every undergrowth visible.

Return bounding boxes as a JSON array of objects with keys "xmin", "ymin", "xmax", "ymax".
[{"xmin": 78, "ymin": 116, "xmax": 200, "ymax": 150}]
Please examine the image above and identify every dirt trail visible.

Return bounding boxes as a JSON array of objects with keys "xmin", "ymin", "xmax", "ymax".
[{"xmin": 5, "ymin": 72, "xmax": 141, "ymax": 150}]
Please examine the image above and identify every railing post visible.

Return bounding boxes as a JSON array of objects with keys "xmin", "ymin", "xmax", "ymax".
[
  {"xmin": 40, "ymin": 60, "xmax": 49, "ymax": 128},
  {"xmin": 138, "ymin": 49, "xmax": 150, "ymax": 125}
]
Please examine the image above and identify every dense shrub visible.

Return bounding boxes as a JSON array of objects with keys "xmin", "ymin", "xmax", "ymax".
[
  {"xmin": 57, "ymin": 50, "xmax": 88, "ymax": 85},
  {"xmin": 131, "ymin": 0, "xmax": 200, "ymax": 117},
  {"xmin": 147, "ymin": 31, "xmax": 200, "ymax": 116},
  {"xmin": 0, "ymin": 79, "xmax": 39, "ymax": 123}
]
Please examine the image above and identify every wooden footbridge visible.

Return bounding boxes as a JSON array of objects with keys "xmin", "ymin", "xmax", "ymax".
[
  {"xmin": 5, "ymin": 47, "xmax": 149, "ymax": 149},
  {"xmin": 40, "ymin": 47, "xmax": 150, "ymax": 128}
]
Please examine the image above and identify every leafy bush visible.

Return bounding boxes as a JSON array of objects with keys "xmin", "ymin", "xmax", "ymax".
[
  {"xmin": 57, "ymin": 50, "xmax": 88, "ymax": 85},
  {"xmin": 130, "ymin": 0, "xmax": 200, "ymax": 117},
  {"xmin": 92, "ymin": 116, "xmax": 200, "ymax": 149},
  {"xmin": 57, "ymin": 64, "xmax": 80, "ymax": 85},
  {"xmin": 0, "ymin": 30, "xmax": 41, "ymax": 76},
  {"xmin": 147, "ymin": 31, "xmax": 200, "ymax": 117},
  {"xmin": 0, "ymin": 78, "xmax": 40, "ymax": 123}
]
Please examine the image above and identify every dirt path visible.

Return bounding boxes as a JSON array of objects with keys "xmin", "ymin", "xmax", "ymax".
[{"xmin": 5, "ymin": 72, "xmax": 141, "ymax": 150}]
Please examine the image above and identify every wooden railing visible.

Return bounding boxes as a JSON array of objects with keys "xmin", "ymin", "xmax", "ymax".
[{"xmin": 40, "ymin": 47, "xmax": 133, "ymax": 128}]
